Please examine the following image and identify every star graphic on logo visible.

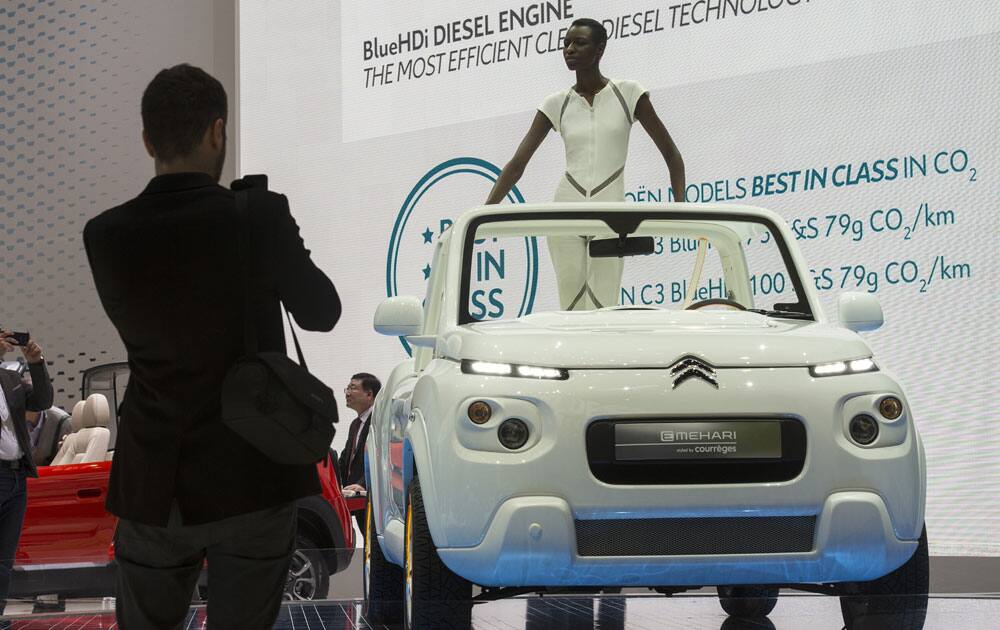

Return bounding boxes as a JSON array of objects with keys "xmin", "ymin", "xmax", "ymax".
[
  {"xmin": 422, "ymin": 227, "xmax": 434, "ymax": 244},
  {"xmin": 422, "ymin": 264, "xmax": 432, "ymax": 280}
]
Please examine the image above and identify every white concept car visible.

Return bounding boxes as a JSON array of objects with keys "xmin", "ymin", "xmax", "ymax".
[{"xmin": 364, "ymin": 204, "xmax": 927, "ymax": 629}]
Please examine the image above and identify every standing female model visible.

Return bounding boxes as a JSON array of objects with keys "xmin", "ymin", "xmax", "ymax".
[{"xmin": 486, "ymin": 18, "xmax": 686, "ymax": 310}]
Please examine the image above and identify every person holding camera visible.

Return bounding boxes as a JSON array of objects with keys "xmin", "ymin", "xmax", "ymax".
[
  {"xmin": 0, "ymin": 331, "xmax": 52, "ymax": 614},
  {"xmin": 83, "ymin": 64, "xmax": 341, "ymax": 629}
]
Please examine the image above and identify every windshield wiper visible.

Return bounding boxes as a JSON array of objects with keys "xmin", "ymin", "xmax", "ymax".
[{"xmin": 747, "ymin": 308, "xmax": 813, "ymax": 320}]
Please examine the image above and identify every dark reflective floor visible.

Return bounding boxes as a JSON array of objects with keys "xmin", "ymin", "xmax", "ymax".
[
  {"xmin": 3, "ymin": 595, "xmax": 999, "ymax": 629},
  {"xmin": 6, "ymin": 544, "xmax": 1000, "ymax": 628}
]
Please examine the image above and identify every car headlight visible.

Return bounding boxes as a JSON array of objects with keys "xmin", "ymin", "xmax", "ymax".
[
  {"xmin": 809, "ymin": 357, "xmax": 878, "ymax": 377},
  {"xmin": 461, "ymin": 359, "xmax": 568, "ymax": 380}
]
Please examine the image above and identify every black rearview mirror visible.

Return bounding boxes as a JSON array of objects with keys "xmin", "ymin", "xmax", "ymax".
[{"xmin": 589, "ymin": 236, "xmax": 655, "ymax": 258}]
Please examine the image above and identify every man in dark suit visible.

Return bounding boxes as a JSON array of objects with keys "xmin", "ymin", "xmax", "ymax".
[
  {"xmin": 83, "ymin": 64, "xmax": 340, "ymax": 629},
  {"xmin": 0, "ymin": 332, "xmax": 52, "ymax": 615},
  {"xmin": 339, "ymin": 372, "xmax": 380, "ymax": 537},
  {"xmin": 27, "ymin": 406, "xmax": 73, "ymax": 468}
]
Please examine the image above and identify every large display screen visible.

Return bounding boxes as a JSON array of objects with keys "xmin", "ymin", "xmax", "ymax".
[{"xmin": 239, "ymin": 1, "xmax": 999, "ymax": 556}]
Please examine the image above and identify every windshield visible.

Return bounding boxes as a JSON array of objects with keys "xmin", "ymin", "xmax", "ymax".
[{"xmin": 458, "ymin": 211, "xmax": 810, "ymax": 324}]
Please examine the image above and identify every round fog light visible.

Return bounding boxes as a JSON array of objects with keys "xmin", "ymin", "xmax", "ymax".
[
  {"xmin": 879, "ymin": 396, "xmax": 903, "ymax": 420},
  {"xmin": 498, "ymin": 419, "xmax": 529, "ymax": 450},
  {"xmin": 850, "ymin": 414, "xmax": 879, "ymax": 445},
  {"xmin": 468, "ymin": 401, "xmax": 492, "ymax": 425}
]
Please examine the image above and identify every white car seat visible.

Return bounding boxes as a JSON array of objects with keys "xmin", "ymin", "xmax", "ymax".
[
  {"xmin": 50, "ymin": 394, "xmax": 111, "ymax": 465},
  {"xmin": 69, "ymin": 400, "xmax": 86, "ymax": 431}
]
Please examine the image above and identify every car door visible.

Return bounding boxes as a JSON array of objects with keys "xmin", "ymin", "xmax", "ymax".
[
  {"xmin": 379, "ymin": 238, "xmax": 449, "ymax": 524},
  {"xmin": 15, "ymin": 364, "xmax": 129, "ymax": 567},
  {"xmin": 378, "ymin": 365, "xmax": 415, "ymax": 522},
  {"xmin": 18, "ymin": 461, "xmax": 116, "ymax": 566}
]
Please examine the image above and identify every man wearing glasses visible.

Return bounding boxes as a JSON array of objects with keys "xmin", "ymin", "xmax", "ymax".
[{"xmin": 338, "ymin": 373, "xmax": 380, "ymax": 537}]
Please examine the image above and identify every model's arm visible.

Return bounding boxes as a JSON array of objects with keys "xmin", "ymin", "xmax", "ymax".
[
  {"xmin": 635, "ymin": 94, "xmax": 686, "ymax": 202},
  {"xmin": 485, "ymin": 112, "xmax": 553, "ymax": 205}
]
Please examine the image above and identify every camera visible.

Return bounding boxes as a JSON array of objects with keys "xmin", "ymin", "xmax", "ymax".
[
  {"xmin": 230, "ymin": 174, "xmax": 269, "ymax": 192},
  {"xmin": 3, "ymin": 331, "xmax": 30, "ymax": 346}
]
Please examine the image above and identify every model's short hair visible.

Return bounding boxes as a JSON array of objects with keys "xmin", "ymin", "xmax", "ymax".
[
  {"xmin": 352, "ymin": 372, "xmax": 382, "ymax": 399},
  {"xmin": 141, "ymin": 64, "xmax": 227, "ymax": 161},
  {"xmin": 570, "ymin": 18, "xmax": 608, "ymax": 47}
]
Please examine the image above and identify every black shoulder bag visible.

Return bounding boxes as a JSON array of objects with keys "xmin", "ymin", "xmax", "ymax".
[{"xmin": 221, "ymin": 189, "xmax": 338, "ymax": 465}]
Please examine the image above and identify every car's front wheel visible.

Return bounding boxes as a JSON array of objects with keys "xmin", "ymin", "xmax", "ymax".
[
  {"xmin": 717, "ymin": 585, "xmax": 779, "ymax": 618},
  {"xmin": 405, "ymin": 473, "xmax": 473, "ymax": 629},
  {"xmin": 839, "ymin": 527, "xmax": 929, "ymax": 630},
  {"xmin": 283, "ymin": 534, "xmax": 330, "ymax": 601},
  {"xmin": 363, "ymin": 499, "xmax": 404, "ymax": 623}
]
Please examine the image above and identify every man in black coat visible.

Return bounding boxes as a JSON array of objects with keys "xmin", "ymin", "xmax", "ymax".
[
  {"xmin": 83, "ymin": 64, "xmax": 341, "ymax": 629},
  {"xmin": 0, "ymin": 333, "xmax": 53, "ymax": 614}
]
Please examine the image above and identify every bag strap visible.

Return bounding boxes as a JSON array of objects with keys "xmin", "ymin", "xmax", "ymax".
[
  {"xmin": 235, "ymin": 190, "xmax": 258, "ymax": 356},
  {"xmin": 235, "ymin": 190, "xmax": 309, "ymax": 369},
  {"xmin": 284, "ymin": 307, "xmax": 309, "ymax": 370}
]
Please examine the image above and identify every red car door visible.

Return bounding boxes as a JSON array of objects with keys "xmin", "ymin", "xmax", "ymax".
[{"xmin": 16, "ymin": 461, "xmax": 117, "ymax": 566}]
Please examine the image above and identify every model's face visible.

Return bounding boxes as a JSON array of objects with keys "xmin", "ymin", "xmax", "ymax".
[{"xmin": 563, "ymin": 25, "xmax": 603, "ymax": 71}]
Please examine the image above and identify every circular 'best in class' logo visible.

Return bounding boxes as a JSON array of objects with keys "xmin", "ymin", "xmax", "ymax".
[{"xmin": 386, "ymin": 157, "xmax": 538, "ymax": 355}]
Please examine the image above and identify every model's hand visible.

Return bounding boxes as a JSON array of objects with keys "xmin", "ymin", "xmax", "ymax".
[
  {"xmin": 21, "ymin": 339, "xmax": 44, "ymax": 364},
  {"xmin": 343, "ymin": 484, "xmax": 366, "ymax": 495}
]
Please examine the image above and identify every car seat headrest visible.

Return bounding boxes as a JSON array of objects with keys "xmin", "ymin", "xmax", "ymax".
[
  {"xmin": 81, "ymin": 394, "xmax": 111, "ymax": 429},
  {"xmin": 70, "ymin": 400, "xmax": 87, "ymax": 431}
]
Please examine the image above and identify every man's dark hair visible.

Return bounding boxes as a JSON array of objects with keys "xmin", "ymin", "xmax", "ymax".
[
  {"xmin": 141, "ymin": 64, "xmax": 227, "ymax": 161},
  {"xmin": 570, "ymin": 18, "xmax": 608, "ymax": 47},
  {"xmin": 352, "ymin": 372, "xmax": 382, "ymax": 399}
]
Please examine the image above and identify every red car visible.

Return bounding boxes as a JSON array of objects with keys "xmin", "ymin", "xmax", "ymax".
[{"xmin": 9, "ymin": 363, "xmax": 355, "ymax": 602}]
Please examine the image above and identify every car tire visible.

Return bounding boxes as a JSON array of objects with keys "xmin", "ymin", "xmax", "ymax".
[
  {"xmin": 363, "ymin": 499, "xmax": 404, "ymax": 623},
  {"xmin": 284, "ymin": 534, "xmax": 330, "ymax": 601},
  {"xmin": 839, "ymin": 526, "xmax": 929, "ymax": 630},
  {"xmin": 717, "ymin": 585, "xmax": 779, "ymax": 618},
  {"xmin": 405, "ymin": 473, "xmax": 473, "ymax": 629}
]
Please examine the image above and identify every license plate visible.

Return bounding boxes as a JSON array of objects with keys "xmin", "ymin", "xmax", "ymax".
[{"xmin": 614, "ymin": 421, "xmax": 782, "ymax": 461}]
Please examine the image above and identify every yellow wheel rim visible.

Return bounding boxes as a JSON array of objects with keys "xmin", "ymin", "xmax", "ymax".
[
  {"xmin": 405, "ymin": 500, "xmax": 413, "ymax": 624},
  {"xmin": 363, "ymin": 500, "xmax": 372, "ymax": 598},
  {"xmin": 365, "ymin": 501, "xmax": 372, "ymax": 554}
]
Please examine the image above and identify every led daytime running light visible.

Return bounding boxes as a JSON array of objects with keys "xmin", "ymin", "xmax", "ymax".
[
  {"xmin": 465, "ymin": 361, "xmax": 512, "ymax": 375},
  {"xmin": 810, "ymin": 357, "xmax": 878, "ymax": 377},
  {"xmin": 516, "ymin": 365, "xmax": 563, "ymax": 379},
  {"xmin": 813, "ymin": 361, "xmax": 847, "ymax": 376},
  {"xmin": 849, "ymin": 358, "xmax": 875, "ymax": 372},
  {"xmin": 462, "ymin": 360, "xmax": 568, "ymax": 380}
]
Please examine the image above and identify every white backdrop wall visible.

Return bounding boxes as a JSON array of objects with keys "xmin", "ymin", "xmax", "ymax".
[
  {"xmin": 1, "ymin": 0, "xmax": 236, "ymax": 411},
  {"xmin": 239, "ymin": 1, "xmax": 999, "ymax": 556}
]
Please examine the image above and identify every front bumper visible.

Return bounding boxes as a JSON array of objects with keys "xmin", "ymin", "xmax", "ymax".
[
  {"xmin": 409, "ymin": 362, "xmax": 924, "ymax": 587},
  {"xmin": 438, "ymin": 491, "xmax": 918, "ymax": 587}
]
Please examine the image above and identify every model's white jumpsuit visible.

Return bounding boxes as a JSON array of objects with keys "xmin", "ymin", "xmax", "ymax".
[{"xmin": 538, "ymin": 79, "xmax": 648, "ymax": 310}]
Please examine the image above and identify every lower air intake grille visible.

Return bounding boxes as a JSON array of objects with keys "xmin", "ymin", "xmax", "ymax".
[{"xmin": 575, "ymin": 515, "xmax": 816, "ymax": 556}]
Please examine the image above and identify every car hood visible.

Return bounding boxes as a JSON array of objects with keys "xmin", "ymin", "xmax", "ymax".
[{"xmin": 447, "ymin": 309, "xmax": 870, "ymax": 368}]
